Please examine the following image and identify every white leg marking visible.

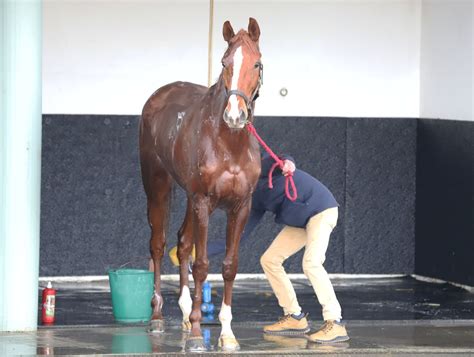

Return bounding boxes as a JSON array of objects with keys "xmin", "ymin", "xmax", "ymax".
[
  {"xmin": 219, "ymin": 302, "xmax": 235, "ymax": 337},
  {"xmin": 178, "ymin": 285, "xmax": 192, "ymax": 322},
  {"xmin": 229, "ymin": 47, "xmax": 243, "ymax": 121}
]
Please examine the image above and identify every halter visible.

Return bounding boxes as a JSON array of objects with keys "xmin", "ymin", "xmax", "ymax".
[{"xmin": 226, "ymin": 63, "xmax": 263, "ymax": 114}]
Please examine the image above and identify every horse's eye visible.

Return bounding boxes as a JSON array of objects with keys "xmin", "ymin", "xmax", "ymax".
[
  {"xmin": 222, "ymin": 62, "xmax": 226, "ymax": 68},
  {"xmin": 254, "ymin": 62, "xmax": 261, "ymax": 69}
]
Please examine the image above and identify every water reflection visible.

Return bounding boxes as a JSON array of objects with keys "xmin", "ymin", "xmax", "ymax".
[
  {"xmin": 37, "ymin": 329, "xmax": 54, "ymax": 355},
  {"xmin": 111, "ymin": 327, "xmax": 153, "ymax": 354},
  {"xmin": 263, "ymin": 333, "xmax": 350, "ymax": 352},
  {"xmin": 263, "ymin": 333, "xmax": 308, "ymax": 349},
  {"xmin": 202, "ymin": 328, "xmax": 214, "ymax": 350},
  {"xmin": 306, "ymin": 341, "xmax": 350, "ymax": 352}
]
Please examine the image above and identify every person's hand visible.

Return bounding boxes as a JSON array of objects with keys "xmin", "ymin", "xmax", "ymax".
[{"xmin": 282, "ymin": 159, "xmax": 296, "ymax": 176}]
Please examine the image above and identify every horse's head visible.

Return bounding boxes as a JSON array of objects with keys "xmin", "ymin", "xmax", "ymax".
[{"xmin": 221, "ymin": 18, "xmax": 262, "ymax": 129}]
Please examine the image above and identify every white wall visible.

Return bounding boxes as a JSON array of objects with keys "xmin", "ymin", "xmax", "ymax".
[
  {"xmin": 420, "ymin": 0, "xmax": 473, "ymax": 121},
  {"xmin": 42, "ymin": 0, "xmax": 471, "ymax": 120},
  {"xmin": 212, "ymin": 0, "xmax": 420, "ymax": 117},
  {"xmin": 43, "ymin": 0, "xmax": 209, "ymax": 115}
]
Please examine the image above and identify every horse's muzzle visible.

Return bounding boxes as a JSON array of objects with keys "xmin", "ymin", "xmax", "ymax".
[{"xmin": 223, "ymin": 108, "xmax": 248, "ymax": 129}]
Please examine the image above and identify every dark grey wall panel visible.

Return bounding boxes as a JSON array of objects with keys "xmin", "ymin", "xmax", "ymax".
[
  {"xmin": 344, "ymin": 118, "xmax": 417, "ymax": 273},
  {"xmin": 415, "ymin": 119, "xmax": 474, "ymax": 286},
  {"xmin": 41, "ymin": 116, "xmax": 151, "ymax": 276},
  {"xmin": 41, "ymin": 115, "xmax": 422, "ymax": 277}
]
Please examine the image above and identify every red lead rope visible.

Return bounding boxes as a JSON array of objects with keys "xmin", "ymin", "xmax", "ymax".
[{"xmin": 246, "ymin": 122, "xmax": 297, "ymax": 201}]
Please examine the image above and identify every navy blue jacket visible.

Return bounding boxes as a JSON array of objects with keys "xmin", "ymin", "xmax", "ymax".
[{"xmin": 207, "ymin": 153, "xmax": 338, "ymax": 256}]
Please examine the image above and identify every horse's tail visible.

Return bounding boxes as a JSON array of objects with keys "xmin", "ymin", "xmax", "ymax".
[{"xmin": 167, "ymin": 180, "xmax": 176, "ymax": 237}]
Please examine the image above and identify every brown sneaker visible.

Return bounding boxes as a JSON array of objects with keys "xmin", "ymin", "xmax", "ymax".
[
  {"xmin": 306, "ymin": 320, "xmax": 350, "ymax": 344},
  {"xmin": 263, "ymin": 314, "xmax": 310, "ymax": 335}
]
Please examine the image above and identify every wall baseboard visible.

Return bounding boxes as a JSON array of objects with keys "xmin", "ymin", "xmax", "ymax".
[
  {"xmin": 38, "ymin": 273, "xmax": 406, "ymax": 283},
  {"xmin": 411, "ymin": 274, "xmax": 474, "ymax": 293},
  {"xmin": 39, "ymin": 273, "xmax": 473, "ymax": 292}
]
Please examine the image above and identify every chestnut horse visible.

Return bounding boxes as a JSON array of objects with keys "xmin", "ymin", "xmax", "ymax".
[{"xmin": 139, "ymin": 18, "xmax": 262, "ymax": 351}]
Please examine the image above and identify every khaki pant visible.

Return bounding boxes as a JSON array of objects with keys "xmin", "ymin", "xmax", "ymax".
[{"xmin": 260, "ymin": 207, "xmax": 342, "ymax": 321}]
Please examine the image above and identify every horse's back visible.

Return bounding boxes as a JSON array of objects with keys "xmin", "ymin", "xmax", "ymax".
[{"xmin": 142, "ymin": 81, "xmax": 207, "ymax": 120}]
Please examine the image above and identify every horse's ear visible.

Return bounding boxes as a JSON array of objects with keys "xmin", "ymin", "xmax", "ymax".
[
  {"xmin": 223, "ymin": 20, "xmax": 235, "ymax": 43},
  {"xmin": 248, "ymin": 17, "xmax": 260, "ymax": 42}
]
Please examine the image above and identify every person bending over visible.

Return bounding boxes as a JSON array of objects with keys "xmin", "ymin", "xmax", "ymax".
[{"xmin": 206, "ymin": 152, "xmax": 349, "ymax": 343}]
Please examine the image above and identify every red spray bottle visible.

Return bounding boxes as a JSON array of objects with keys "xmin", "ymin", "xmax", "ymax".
[{"xmin": 42, "ymin": 281, "xmax": 56, "ymax": 324}]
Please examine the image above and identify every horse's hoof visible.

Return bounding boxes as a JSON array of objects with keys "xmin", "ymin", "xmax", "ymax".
[
  {"xmin": 185, "ymin": 336, "xmax": 207, "ymax": 352},
  {"xmin": 148, "ymin": 319, "xmax": 165, "ymax": 333},
  {"xmin": 218, "ymin": 336, "xmax": 240, "ymax": 351},
  {"xmin": 182, "ymin": 320, "xmax": 192, "ymax": 332}
]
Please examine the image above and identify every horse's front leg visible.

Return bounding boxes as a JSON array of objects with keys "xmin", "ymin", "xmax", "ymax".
[
  {"xmin": 185, "ymin": 195, "xmax": 210, "ymax": 352},
  {"xmin": 218, "ymin": 199, "xmax": 251, "ymax": 351}
]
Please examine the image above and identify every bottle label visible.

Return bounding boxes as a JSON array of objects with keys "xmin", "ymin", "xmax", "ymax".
[{"xmin": 44, "ymin": 295, "xmax": 55, "ymax": 316}]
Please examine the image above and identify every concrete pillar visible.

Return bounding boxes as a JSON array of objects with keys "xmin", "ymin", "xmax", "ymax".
[{"xmin": 0, "ymin": 0, "xmax": 42, "ymax": 331}]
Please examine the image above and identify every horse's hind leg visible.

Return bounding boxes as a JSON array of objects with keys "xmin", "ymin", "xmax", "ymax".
[
  {"xmin": 185, "ymin": 195, "xmax": 210, "ymax": 351},
  {"xmin": 145, "ymin": 167, "xmax": 172, "ymax": 332},
  {"xmin": 177, "ymin": 198, "xmax": 193, "ymax": 331}
]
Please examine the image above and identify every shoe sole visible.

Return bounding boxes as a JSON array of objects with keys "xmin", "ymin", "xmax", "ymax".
[
  {"xmin": 264, "ymin": 327, "xmax": 310, "ymax": 336},
  {"xmin": 306, "ymin": 335, "xmax": 350, "ymax": 344}
]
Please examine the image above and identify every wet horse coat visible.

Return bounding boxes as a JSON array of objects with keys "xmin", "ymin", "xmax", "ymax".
[{"xmin": 139, "ymin": 18, "xmax": 262, "ymax": 350}]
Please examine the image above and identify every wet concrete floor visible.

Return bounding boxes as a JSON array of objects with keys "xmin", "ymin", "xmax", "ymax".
[
  {"xmin": 1, "ymin": 276, "xmax": 473, "ymax": 356},
  {"xmin": 38, "ymin": 276, "xmax": 474, "ymax": 325}
]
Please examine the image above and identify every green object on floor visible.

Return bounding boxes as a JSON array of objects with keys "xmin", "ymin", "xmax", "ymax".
[{"xmin": 108, "ymin": 269, "xmax": 154, "ymax": 323}]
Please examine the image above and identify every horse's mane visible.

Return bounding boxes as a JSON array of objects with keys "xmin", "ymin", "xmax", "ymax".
[{"xmin": 228, "ymin": 29, "xmax": 260, "ymax": 54}]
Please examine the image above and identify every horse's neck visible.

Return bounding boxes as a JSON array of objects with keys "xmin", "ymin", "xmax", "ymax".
[{"xmin": 208, "ymin": 76, "xmax": 226, "ymax": 117}]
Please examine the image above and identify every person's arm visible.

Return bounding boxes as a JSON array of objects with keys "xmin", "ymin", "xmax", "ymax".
[
  {"xmin": 240, "ymin": 207, "xmax": 265, "ymax": 244},
  {"xmin": 207, "ymin": 206, "xmax": 265, "ymax": 257}
]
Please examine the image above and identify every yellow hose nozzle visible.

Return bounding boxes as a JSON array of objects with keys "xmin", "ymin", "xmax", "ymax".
[{"xmin": 168, "ymin": 245, "xmax": 196, "ymax": 267}]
